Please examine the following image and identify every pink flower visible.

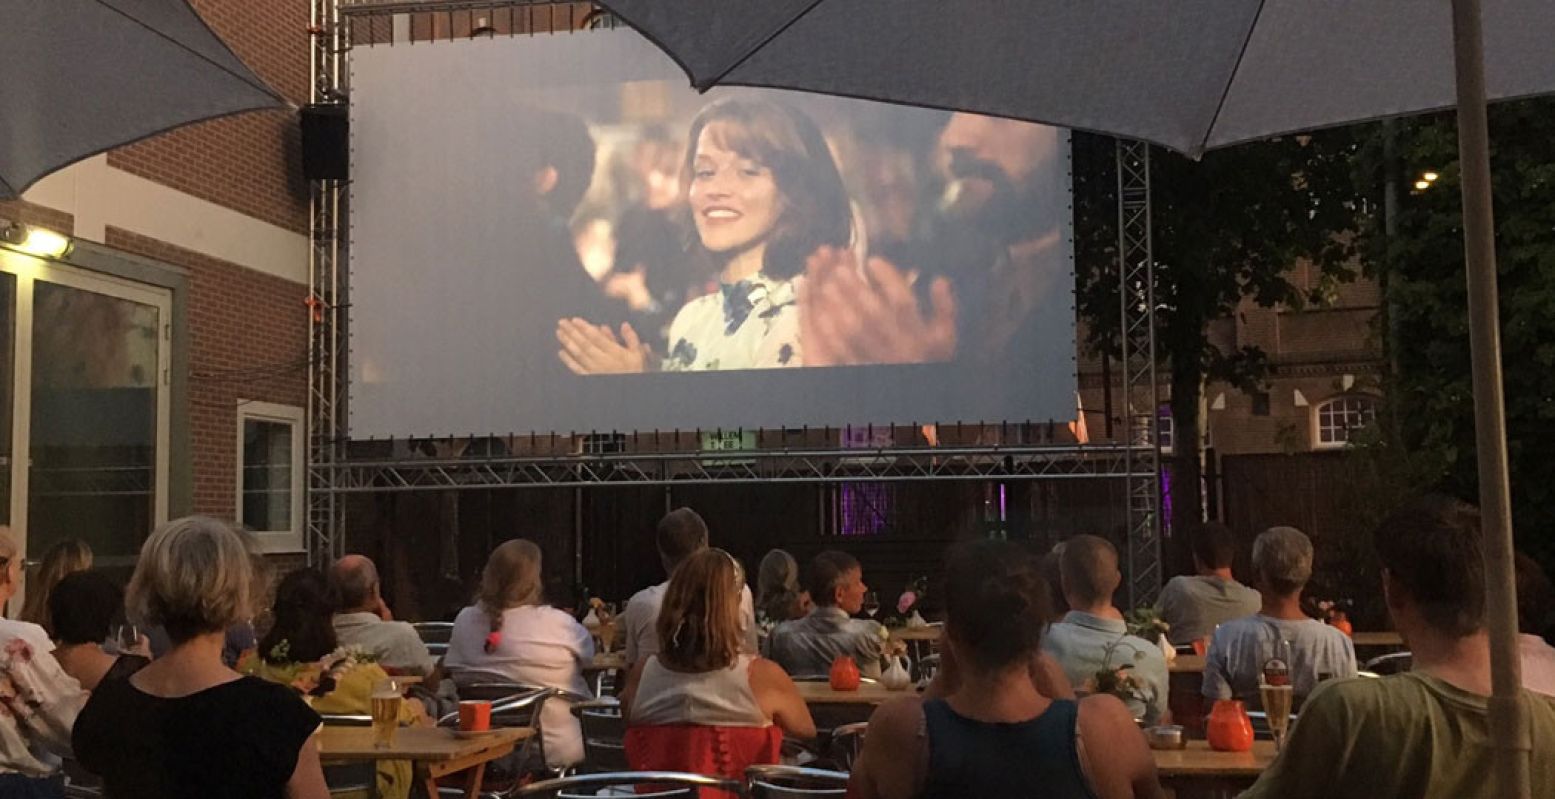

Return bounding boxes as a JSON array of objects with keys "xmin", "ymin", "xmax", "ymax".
[{"xmin": 897, "ymin": 591, "xmax": 917, "ymax": 615}]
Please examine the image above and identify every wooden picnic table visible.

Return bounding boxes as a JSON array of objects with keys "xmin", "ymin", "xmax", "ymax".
[
  {"xmin": 588, "ymin": 651, "xmax": 627, "ymax": 672},
  {"xmin": 1351, "ymin": 631, "xmax": 1404, "ymax": 648},
  {"xmin": 1170, "ymin": 654, "xmax": 1206, "ymax": 673},
  {"xmin": 886, "ymin": 626, "xmax": 942, "ymax": 642},
  {"xmin": 318, "ymin": 725, "xmax": 531, "ymax": 799},
  {"xmin": 794, "ymin": 680, "xmax": 912, "ymax": 705},
  {"xmin": 1154, "ymin": 740, "xmax": 1276, "ymax": 794}
]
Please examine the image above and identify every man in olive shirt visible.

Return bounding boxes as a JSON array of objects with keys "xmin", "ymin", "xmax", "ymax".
[
  {"xmin": 1241, "ymin": 497, "xmax": 1555, "ymax": 799},
  {"xmin": 1155, "ymin": 522, "xmax": 1260, "ymax": 646}
]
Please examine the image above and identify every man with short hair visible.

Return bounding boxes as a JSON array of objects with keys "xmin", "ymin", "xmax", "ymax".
[
  {"xmin": 1242, "ymin": 497, "xmax": 1555, "ymax": 797},
  {"xmin": 328, "ymin": 554, "xmax": 438, "ymax": 679},
  {"xmin": 1155, "ymin": 522, "xmax": 1261, "ymax": 645},
  {"xmin": 1041, "ymin": 535, "xmax": 1169, "ymax": 724},
  {"xmin": 767, "ymin": 550, "xmax": 886, "ymax": 679},
  {"xmin": 619, "ymin": 507, "xmax": 758, "ymax": 667},
  {"xmin": 1201, "ymin": 526, "xmax": 1355, "ymax": 712}
]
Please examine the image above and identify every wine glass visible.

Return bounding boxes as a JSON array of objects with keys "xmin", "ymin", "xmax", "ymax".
[
  {"xmin": 862, "ymin": 592, "xmax": 880, "ymax": 619},
  {"xmin": 113, "ymin": 624, "xmax": 141, "ymax": 656}
]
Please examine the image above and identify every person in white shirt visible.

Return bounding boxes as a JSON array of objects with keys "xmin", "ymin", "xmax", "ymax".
[
  {"xmin": 620, "ymin": 508, "xmax": 757, "ymax": 669},
  {"xmin": 1154, "ymin": 522, "xmax": 1261, "ymax": 646},
  {"xmin": 444, "ymin": 539, "xmax": 593, "ymax": 769},
  {"xmin": 0, "ymin": 528, "xmax": 89, "ymax": 795},
  {"xmin": 1516, "ymin": 552, "xmax": 1555, "ymax": 697},
  {"xmin": 328, "ymin": 555, "xmax": 439, "ymax": 681}
]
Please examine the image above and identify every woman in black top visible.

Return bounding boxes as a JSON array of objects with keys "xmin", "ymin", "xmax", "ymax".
[{"xmin": 73, "ymin": 517, "xmax": 328, "ymax": 799}]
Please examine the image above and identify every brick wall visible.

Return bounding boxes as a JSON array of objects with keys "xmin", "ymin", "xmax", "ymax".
[
  {"xmin": 105, "ymin": 227, "xmax": 308, "ymax": 519},
  {"xmin": 107, "ymin": 0, "xmax": 310, "ymax": 233}
]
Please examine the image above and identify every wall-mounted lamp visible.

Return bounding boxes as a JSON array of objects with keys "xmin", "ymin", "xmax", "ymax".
[{"xmin": 0, "ymin": 220, "xmax": 73, "ymax": 259}]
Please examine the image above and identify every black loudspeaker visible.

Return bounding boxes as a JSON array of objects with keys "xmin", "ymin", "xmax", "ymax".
[{"xmin": 300, "ymin": 103, "xmax": 349, "ymax": 181}]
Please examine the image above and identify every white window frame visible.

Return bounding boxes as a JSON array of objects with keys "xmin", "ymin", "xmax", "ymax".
[
  {"xmin": 236, "ymin": 400, "xmax": 305, "ymax": 553},
  {"xmin": 1156, "ymin": 406, "xmax": 1175, "ymax": 454},
  {"xmin": 1312, "ymin": 394, "xmax": 1378, "ymax": 450}
]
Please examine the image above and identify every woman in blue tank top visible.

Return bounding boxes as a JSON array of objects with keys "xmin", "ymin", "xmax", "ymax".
[{"xmin": 848, "ymin": 540, "xmax": 1163, "ymax": 799}]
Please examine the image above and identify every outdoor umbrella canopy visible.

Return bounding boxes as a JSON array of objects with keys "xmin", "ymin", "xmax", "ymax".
[
  {"xmin": 597, "ymin": 0, "xmax": 1555, "ymax": 796},
  {"xmin": 597, "ymin": 0, "xmax": 1554, "ymax": 159},
  {"xmin": 0, "ymin": 0, "xmax": 286, "ymax": 199}
]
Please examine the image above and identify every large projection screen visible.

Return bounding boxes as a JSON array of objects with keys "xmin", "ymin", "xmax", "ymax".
[{"xmin": 349, "ymin": 31, "xmax": 1076, "ymax": 437}]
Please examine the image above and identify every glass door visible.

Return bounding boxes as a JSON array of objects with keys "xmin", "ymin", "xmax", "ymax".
[{"xmin": 5, "ymin": 253, "xmax": 171, "ymax": 571}]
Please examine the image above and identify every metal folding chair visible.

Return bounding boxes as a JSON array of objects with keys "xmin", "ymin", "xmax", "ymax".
[
  {"xmin": 412, "ymin": 621, "xmax": 456, "ymax": 657},
  {"xmin": 745, "ymin": 765, "xmax": 848, "ymax": 798},
  {"xmin": 571, "ymin": 702, "xmax": 629, "ymax": 773},
  {"xmin": 824, "ymin": 723, "xmax": 867, "ymax": 772},
  {"xmin": 1360, "ymin": 651, "xmax": 1413, "ymax": 677},
  {"xmin": 515, "ymin": 771, "xmax": 746, "ymax": 798},
  {"xmin": 318, "ymin": 713, "xmax": 377, "ymax": 795}
]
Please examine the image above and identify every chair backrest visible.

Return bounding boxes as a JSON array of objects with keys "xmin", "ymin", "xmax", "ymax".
[
  {"xmin": 441, "ymin": 682, "xmax": 557, "ymax": 770},
  {"xmin": 826, "ymin": 722, "xmax": 868, "ymax": 772},
  {"xmin": 788, "ymin": 675, "xmax": 879, "ymax": 685},
  {"xmin": 577, "ymin": 705, "xmax": 629, "ymax": 772},
  {"xmin": 1360, "ymin": 651, "xmax": 1413, "ymax": 676},
  {"xmin": 515, "ymin": 770, "xmax": 746, "ymax": 798},
  {"xmin": 410, "ymin": 621, "xmax": 455, "ymax": 643},
  {"xmin": 745, "ymin": 765, "xmax": 849, "ymax": 798}
]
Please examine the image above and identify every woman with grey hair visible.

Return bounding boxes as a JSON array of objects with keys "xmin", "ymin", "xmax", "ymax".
[
  {"xmin": 444, "ymin": 539, "xmax": 594, "ymax": 769},
  {"xmin": 73, "ymin": 516, "xmax": 328, "ymax": 799},
  {"xmin": 1201, "ymin": 526, "xmax": 1358, "ymax": 713}
]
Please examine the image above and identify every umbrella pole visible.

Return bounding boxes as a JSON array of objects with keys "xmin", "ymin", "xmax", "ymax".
[{"xmin": 1450, "ymin": 1, "xmax": 1530, "ymax": 798}]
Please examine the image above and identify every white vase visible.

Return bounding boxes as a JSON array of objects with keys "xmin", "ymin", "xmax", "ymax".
[
  {"xmin": 881, "ymin": 655, "xmax": 912, "ymax": 691},
  {"xmin": 906, "ymin": 610, "xmax": 928, "ymax": 628},
  {"xmin": 582, "ymin": 608, "xmax": 600, "ymax": 628},
  {"xmin": 1158, "ymin": 633, "xmax": 1177, "ymax": 664}
]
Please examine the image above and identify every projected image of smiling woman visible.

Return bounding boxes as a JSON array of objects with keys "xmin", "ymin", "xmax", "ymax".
[{"xmin": 556, "ymin": 97, "xmax": 852, "ymax": 373}]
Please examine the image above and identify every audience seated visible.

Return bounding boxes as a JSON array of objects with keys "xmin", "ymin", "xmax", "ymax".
[
  {"xmin": 756, "ymin": 548, "xmax": 810, "ymax": 625},
  {"xmin": 849, "ymin": 540, "xmax": 1160, "ymax": 799},
  {"xmin": 620, "ymin": 508, "xmax": 757, "ymax": 668},
  {"xmin": 1241, "ymin": 497, "xmax": 1555, "ymax": 797},
  {"xmin": 327, "ymin": 554, "xmax": 439, "ymax": 681},
  {"xmin": 443, "ymin": 539, "xmax": 593, "ymax": 770},
  {"xmin": 1515, "ymin": 552, "xmax": 1555, "ymax": 696},
  {"xmin": 1202, "ymin": 526, "xmax": 1355, "ymax": 712},
  {"xmin": 19, "ymin": 539, "xmax": 92, "ymax": 638},
  {"xmin": 620, "ymin": 548, "xmax": 814, "ymax": 783},
  {"xmin": 250, "ymin": 568, "xmax": 422, "ymax": 799},
  {"xmin": 50, "ymin": 571, "xmax": 148, "ymax": 692},
  {"xmin": 0, "ymin": 528, "xmax": 89, "ymax": 799},
  {"xmin": 767, "ymin": 550, "xmax": 885, "ymax": 679},
  {"xmin": 1154, "ymin": 522, "xmax": 1260, "ymax": 646},
  {"xmin": 73, "ymin": 516, "xmax": 327, "ymax": 799},
  {"xmin": 1041, "ymin": 535, "xmax": 1169, "ymax": 724}
]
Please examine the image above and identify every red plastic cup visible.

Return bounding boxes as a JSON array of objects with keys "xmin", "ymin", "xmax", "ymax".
[{"xmin": 458, "ymin": 700, "xmax": 491, "ymax": 732}]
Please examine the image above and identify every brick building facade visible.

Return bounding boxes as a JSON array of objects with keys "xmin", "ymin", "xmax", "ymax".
[{"xmin": 0, "ymin": 0, "xmax": 310, "ymax": 562}]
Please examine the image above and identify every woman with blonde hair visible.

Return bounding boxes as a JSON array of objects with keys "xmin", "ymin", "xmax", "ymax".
[
  {"xmin": 620, "ymin": 548, "xmax": 814, "ymax": 782},
  {"xmin": 72, "ymin": 517, "xmax": 327, "ymax": 799},
  {"xmin": 444, "ymin": 539, "xmax": 593, "ymax": 770},
  {"xmin": 19, "ymin": 539, "xmax": 92, "ymax": 636},
  {"xmin": 0, "ymin": 528, "xmax": 88, "ymax": 798}
]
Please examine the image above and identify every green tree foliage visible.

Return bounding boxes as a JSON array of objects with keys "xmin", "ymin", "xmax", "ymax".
[
  {"xmin": 1354, "ymin": 97, "xmax": 1555, "ymax": 569},
  {"xmin": 1073, "ymin": 132, "xmax": 1365, "ymax": 566}
]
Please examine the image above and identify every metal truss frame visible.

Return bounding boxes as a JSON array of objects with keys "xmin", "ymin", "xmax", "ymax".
[
  {"xmin": 1116, "ymin": 139, "xmax": 1163, "ymax": 607},
  {"xmin": 308, "ymin": 0, "xmax": 349, "ymax": 566},
  {"xmin": 325, "ymin": 444, "xmax": 1139, "ymax": 493},
  {"xmin": 307, "ymin": 0, "xmax": 1164, "ymax": 598}
]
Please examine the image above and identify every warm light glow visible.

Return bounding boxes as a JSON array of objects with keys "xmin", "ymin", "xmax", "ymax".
[
  {"xmin": 1414, "ymin": 180, "xmax": 1432, "ymax": 190},
  {"xmin": 1422, "ymin": 171, "xmax": 1440, "ymax": 182},
  {"xmin": 0, "ymin": 223, "xmax": 73, "ymax": 258}
]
